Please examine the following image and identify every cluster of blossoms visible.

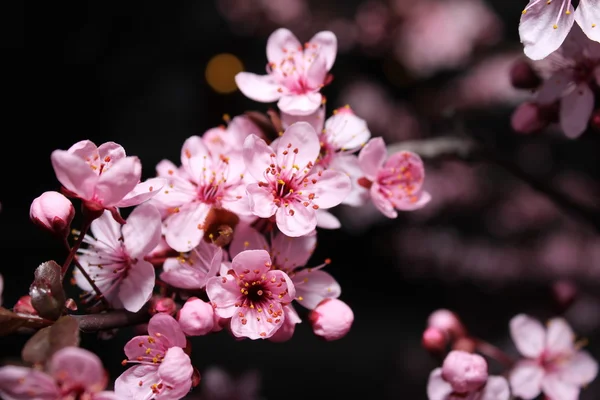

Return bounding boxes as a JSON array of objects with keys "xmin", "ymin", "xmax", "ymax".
[
  {"xmin": 0, "ymin": 28, "xmax": 429, "ymax": 400},
  {"xmin": 511, "ymin": 2, "xmax": 600, "ymax": 139},
  {"xmin": 422, "ymin": 309, "xmax": 598, "ymax": 400}
]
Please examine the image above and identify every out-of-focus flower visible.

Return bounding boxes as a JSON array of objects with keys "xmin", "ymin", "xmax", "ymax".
[
  {"xmin": 206, "ymin": 249, "xmax": 295, "ymax": 339},
  {"xmin": 243, "ymin": 122, "xmax": 351, "ymax": 237},
  {"xmin": 511, "ymin": 102, "xmax": 551, "ymax": 134},
  {"xmin": 519, "ymin": 0, "xmax": 600, "ymax": 60},
  {"xmin": 51, "ymin": 140, "xmax": 164, "ymax": 222},
  {"xmin": 202, "ymin": 115, "xmax": 265, "ymax": 155},
  {"xmin": 358, "ymin": 137, "xmax": 430, "ymax": 218},
  {"xmin": 75, "ymin": 203, "xmax": 161, "ymax": 312},
  {"xmin": 160, "ymin": 240, "xmax": 222, "ymax": 290},
  {"xmin": 0, "ymin": 347, "xmax": 119, "ymax": 400},
  {"xmin": 427, "ymin": 350, "xmax": 510, "ymax": 400},
  {"xmin": 177, "ymin": 297, "xmax": 215, "ymax": 336},
  {"xmin": 235, "ymin": 28, "xmax": 337, "ymax": 116},
  {"xmin": 116, "ymin": 314, "xmax": 193, "ymax": 400},
  {"xmin": 149, "ymin": 295, "xmax": 178, "ymax": 316},
  {"xmin": 30, "ymin": 191, "xmax": 75, "ymax": 239},
  {"xmin": 509, "ymin": 314, "xmax": 598, "ymax": 399},
  {"xmin": 195, "ymin": 367, "xmax": 263, "ymax": 400},
  {"xmin": 309, "ymin": 298, "xmax": 354, "ymax": 341}
]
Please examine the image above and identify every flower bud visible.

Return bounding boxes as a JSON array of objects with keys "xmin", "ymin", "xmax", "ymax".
[
  {"xmin": 309, "ymin": 299, "xmax": 354, "ymax": 341},
  {"xmin": 177, "ymin": 297, "xmax": 214, "ymax": 336},
  {"xmin": 149, "ymin": 295, "xmax": 177, "ymax": 316},
  {"xmin": 590, "ymin": 109, "xmax": 600, "ymax": 132},
  {"xmin": 422, "ymin": 327, "xmax": 448, "ymax": 353},
  {"xmin": 441, "ymin": 350, "xmax": 488, "ymax": 393},
  {"xmin": 30, "ymin": 191, "xmax": 75, "ymax": 238},
  {"xmin": 13, "ymin": 295, "xmax": 38, "ymax": 316},
  {"xmin": 509, "ymin": 59, "xmax": 542, "ymax": 89},
  {"xmin": 511, "ymin": 102, "xmax": 547, "ymax": 134},
  {"xmin": 427, "ymin": 309, "xmax": 466, "ymax": 340},
  {"xmin": 552, "ymin": 280, "xmax": 578, "ymax": 313}
]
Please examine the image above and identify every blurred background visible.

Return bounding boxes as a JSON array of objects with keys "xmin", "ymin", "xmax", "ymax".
[{"xmin": 4, "ymin": 0, "xmax": 600, "ymax": 398}]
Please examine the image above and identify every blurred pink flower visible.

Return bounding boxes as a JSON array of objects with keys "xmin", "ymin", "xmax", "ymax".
[
  {"xmin": 202, "ymin": 115, "xmax": 264, "ymax": 155},
  {"xmin": 509, "ymin": 314, "xmax": 598, "ymax": 400},
  {"xmin": 195, "ymin": 367, "xmax": 262, "ymax": 400},
  {"xmin": 160, "ymin": 240, "xmax": 222, "ymax": 290},
  {"xmin": 235, "ymin": 28, "xmax": 337, "ymax": 116}
]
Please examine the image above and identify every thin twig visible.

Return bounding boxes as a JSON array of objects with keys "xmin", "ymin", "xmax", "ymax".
[
  {"xmin": 61, "ymin": 221, "xmax": 90, "ymax": 275},
  {"xmin": 72, "ymin": 307, "xmax": 150, "ymax": 332}
]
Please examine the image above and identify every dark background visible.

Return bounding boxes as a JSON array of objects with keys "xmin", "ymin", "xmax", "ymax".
[{"xmin": 4, "ymin": 1, "xmax": 599, "ymax": 399}]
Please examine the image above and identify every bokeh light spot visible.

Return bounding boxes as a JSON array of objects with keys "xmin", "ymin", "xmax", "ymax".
[{"xmin": 205, "ymin": 53, "xmax": 244, "ymax": 94}]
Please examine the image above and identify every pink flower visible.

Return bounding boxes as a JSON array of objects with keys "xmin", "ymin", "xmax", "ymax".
[
  {"xmin": 160, "ymin": 240, "xmax": 222, "ymax": 290},
  {"xmin": 75, "ymin": 203, "xmax": 162, "ymax": 312},
  {"xmin": 0, "ymin": 346, "xmax": 119, "ymax": 400},
  {"xmin": 30, "ymin": 191, "xmax": 75, "ymax": 238},
  {"xmin": 150, "ymin": 136, "xmax": 248, "ymax": 252},
  {"xmin": 533, "ymin": 25, "xmax": 600, "ymax": 138},
  {"xmin": 202, "ymin": 115, "xmax": 265, "ymax": 155},
  {"xmin": 229, "ymin": 223, "xmax": 341, "ymax": 310},
  {"xmin": 177, "ymin": 297, "xmax": 215, "ymax": 336},
  {"xmin": 205, "ymin": 249, "xmax": 295, "ymax": 339},
  {"xmin": 235, "ymin": 28, "xmax": 337, "ymax": 116},
  {"xmin": 243, "ymin": 122, "xmax": 351, "ymax": 237},
  {"xmin": 115, "ymin": 313, "xmax": 193, "ymax": 400},
  {"xmin": 509, "ymin": 314, "xmax": 598, "ymax": 400},
  {"xmin": 427, "ymin": 350, "xmax": 510, "ymax": 400},
  {"xmin": 358, "ymin": 137, "xmax": 431, "ymax": 218},
  {"xmin": 51, "ymin": 140, "xmax": 164, "ymax": 221},
  {"xmin": 520, "ymin": 0, "xmax": 600, "ymax": 60},
  {"xmin": 281, "ymin": 105, "xmax": 372, "ymax": 207},
  {"xmin": 309, "ymin": 298, "xmax": 354, "ymax": 341}
]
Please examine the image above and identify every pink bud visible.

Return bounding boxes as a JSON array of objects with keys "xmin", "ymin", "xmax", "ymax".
[
  {"xmin": 427, "ymin": 309, "xmax": 466, "ymax": 339},
  {"xmin": 552, "ymin": 280, "xmax": 578, "ymax": 312},
  {"xmin": 509, "ymin": 59, "xmax": 542, "ymax": 89},
  {"xmin": 309, "ymin": 299, "xmax": 354, "ymax": 341},
  {"xmin": 511, "ymin": 102, "xmax": 547, "ymax": 134},
  {"xmin": 441, "ymin": 350, "xmax": 488, "ymax": 393},
  {"xmin": 422, "ymin": 327, "xmax": 448, "ymax": 353},
  {"xmin": 590, "ymin": 109, "xmax": 600, "ymax": 132},
  {"xmin": 30, "ymin": 191, "xmax": 75, "ymax": 238},
  {"xmin": 177, "ymin": 297, "xmax": 214, "ymax": 336},
  {"xmin": 149, "ymin": 295, "xmax": 177, "ymax": 316},
  {"xmin": 13, "ymin": 295, "xmax": 37, "ymax": 316}
]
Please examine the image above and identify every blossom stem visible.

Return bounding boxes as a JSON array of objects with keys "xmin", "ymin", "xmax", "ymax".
[
  {"xmin": 61, "ymin": 221, "xmax": 90, "ymax": 276},
  {"xmin": 72, "ymin": 307, "xmax": 150, "ymax": 332},
  {"xmin": 474, "ymin": 338, "xmax": 515, "ymax": 369}
]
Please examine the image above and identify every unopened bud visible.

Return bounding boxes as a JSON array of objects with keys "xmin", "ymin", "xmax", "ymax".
[
  {"xmin": 590, "ymin": 109, "xmax": 600, "ymax": 132},
  {"xmin": 309, "ymin": 299, "xmax": 354, "ymax": 341},
  {"xmin": 30, "ymin": 191, "xmax": 75, "ymax": 238},
  {"xmin": 422, "ymin": 327, "xmax": 448, "ymax": 353},
  {"xmin": 177, "ymin": 297, "xmax": 214, "ymax": 336},
  {"xmin": 511, "ymin": 102, "xmax": 548, "ymax": 134},
  {"xmin": 509, "ymin": 59, "xmax": 542, "ymax": 89},
  {"xmin": 13, "ymin": 295, "xmax": 37, "ymax": 316},
  {"xmin": 552, "ymin": 280, "xmax": 578, "ymax": 313},
  {"xmin": 149, "ymin": 295, "xmax": 177, "ymax": 316},
  {"xmin": 442, "ymin": 350, "xmax": 488, "ymax": 393},
  {"xmin": 427, "ymin": 309, "xmax": 466, "ymax": 340}
]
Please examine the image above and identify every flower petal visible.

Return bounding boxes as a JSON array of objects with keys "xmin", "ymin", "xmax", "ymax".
[
  {"xmin": 575, "ymin": 0, "xmax": 600, "ymax": 43},
  {"xmin": 316, "ymin": 209, "xmax": 341, "ymax": 229},
  {"xmin": 309, "ymin": 31, "xmax": 337, "ymax": 70},
  {"xmin": 370, "ymin": 184, "xmax": 397, "ymax": 219},
  {"xmin": 164, "ymin": 202, "xmax": 211, "ymax": 252},
  {"xmin": 95, "ymin": 156, "xmax": 142, "ymax": 207},
  {"xmin": 230, "ymin": 305, "xmax": 283, "ymax": 339},
  {"xmin": 275, "ymin": 201, "xmax": 317, "ymax": 237},
  {"xmin": 246, "ymin": 183, "xmax": 278, "ymax": 219},
  {"xmin": 294, "ymin": 269, "xmax": 340, "ymax": 309},
  {"xmin": 276, "ymin": 121, "xmax": 320, "ymax": 171},
  {"xmin": 519, "ymin": 0, "xmax": 576, "ymax": 60},
  {"xmin": 156, "ymin": 347, "xmax": 193, "ymax": 399},
  {"xmin": 0, "ymin": 366, "xmax": 58, "ymax": 400},
  {"xmin": 229, "ymin": 223, "xmax": 270, "ymax": 259},
  {"xmin": 118, "ymin": 260, "xmax": 155, "ymax": 312},
  {"xmin": 280, "ymin": 106, "xmax": 325, "ymax": 132},
  {"xmin": 277, "ymin": 93, "xmax": 323, "ymax": 116},
  {"xmin": 306, "ymin": 170, "xmax": 351, "ymax": 209},
  {"xmin": 243, "ymin": 134, "xmax": 275, "ymax": 182},
  {"xmin": 509, "ymin": 313, "xmax": 546, "ymax": 358},
  {"xmin": 231, "ymin": 249, "xmax": 272, "ymax": 276},
  {"xmin": 116, "ymin": 178, "xmax": 165, "ymax": 208},
  {"xmin": 49, "ymin": 347, "xmax": 106, "ymax": 393},
  {"xmin": 148, "ymin": 313, "xmax": 187, "ymax": 349},
  {"xmin": 558, "ymin": 350, "xmax": 599, "ymax": 386},
  {"xmin": 266, "ymin": 28, "xmax": 302, "ymax": 63},
  {"xmin": 235, "ymin": 72, "xmax": 282, "ymax": 102},
  {"xmin": 206, "ymin": 274, "xmax": 241, "ymax": 318},
  {"xmin": 509, "ymin": 360, "xmax": 544, "ymax": 400},
  {"xmin": 97, "ymin": 142, "xmax": 126, "ymax": 164},
  {"xmin": 545, "ymin": 317, "xmax": 576, "ymax": 357},
  {"xmin": 122, "ymin": 203, "xmax": 162, "ymax": 259},
  {"xmin": 265, "ymin": 269, "xmax": 296, "ymax": 302},
  {"xmin": 541, "ymin": 374, "xmax": 579, "ymax": 400},
  {"xmin": 324, "ymin": 110, "xmax": 371, "ymax": 152},
  {"xmin": 560, "ymin": 83, "xmax": 594, "ymax": 139},
  {"xmin": 535, "ymin": 70, "xmax": 574, "ymax": 104},
  {"xmin": 480, "ymin": 376, "xmax": 510, "ymax": 400},
  {"xmin": 114, "ymin": 364, "xmax": 160, "ymax": 400},
  {"xmin": 271, "ymin": 230, "xmax": 316, "ymax": 272},
  {"xmin": 89, "ymin": 210, "xmax": 122, "ymax": 251},
  {"xmin": 358, "ymin": 137, "xmax": 386, "ymax": 181},
  {"xmin": 328, "ymin": 154, "xmax": 369, "ymax": 207},
  {"xmin": 426, "ymin": 368, "xmax": 453, "ymax": 400},
  {"xmin": 51, "ymin": 150, "xmax": 97, "ymax": 199}
]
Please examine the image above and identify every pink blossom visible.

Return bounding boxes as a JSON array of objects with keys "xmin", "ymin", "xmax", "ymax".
[
  {"xmin": 115, "ymin": 313, "xmax": 193, "ymax": 400},
  {"xmin": 0, "ymin": 346, "xmax": 119, "ymax": 400},
  {"xmin": 177, "ymin": 297, "xmax": 215, "ymax": 336},
  {"xmin": 195, "ymin": 367, "xmax": 262, "ymax": 400},
  {"xmin": 30, "ymin": 191, "xmax": 75, "ymax": 238},
  {"xmin": 150, "ymin": 136, "xmax": 248, "ymax": 252},
  {"xmin": 520, "ymin": 0, "xmax": 600, "ymax": 60},
  {"xmin": 309, "ymin": 298, "xmax": 354, "ymax": 341},
  {"xmin": 281, "ymin": 105, "xmax": 372, "ymax": 207},
  {"xmin": 509, "ymin": 314, "xmax": 598, "ymax": 399},
  {"xmin": 160, "ymin": 240, "xmax": 222, "ymax": 290},
  {"xmin": 205, "ymin": 249, "xmax": 295, "ymax": 339},
  {"xmin": 235, "ymin": 28, "xmax": 337, "ymax": 116},
  {"xmin": 427, "ymin": 350, "xmax": 510, "ymax": 400},
  {"xmin": 75, "ymin": 203, "xmax": 162, "ymax": 312},
  {"xmin": 202, "ymin": 115, "xmax": 264, "ymax": 155},
  {"xmin": 51, "ymin": 140, "xmax": 164, "ymax": 222},
  {"xmin": 358, "ymin": 137, "xmax": 430, "ymax": 218},
  {"xmin": 243, "ymin": 122, "xmax": 351, "ymax": 237},
  {"xmin": 229, "ymin": 223, "xmax": 341, "ymax": 310},
  {"xmin": 533, "ymin": 25, "xmax": 600, "ymax": 138}
]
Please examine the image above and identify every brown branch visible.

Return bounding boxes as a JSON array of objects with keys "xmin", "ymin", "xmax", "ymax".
[{"xmin": 72, "ymin": 307, "xmax": 150, "ymax": 333}]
